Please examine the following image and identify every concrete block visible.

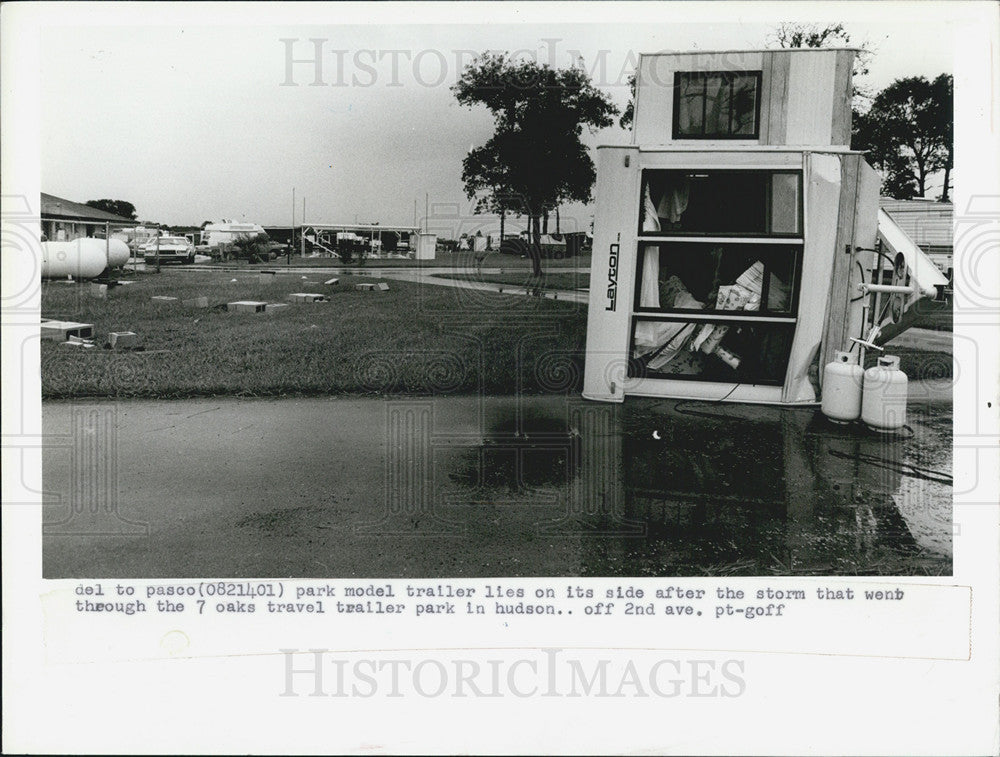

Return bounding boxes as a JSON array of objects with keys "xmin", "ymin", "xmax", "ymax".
[
  {"xmin": 151, "ymin": 296, "xmax": 178, "ymax": 303},
  {"xmin": 265, "ymin": 303, "xmax": 289, "ymax": 312},
  {"xmin": 182, "ymin": 296, "xmax": 209, "ymax": 308},
  {"xmin": 108, "ymin": 331, "xmax": 142, "ymax": 349},
  {"xmin": 90, "ymin": 283, "xmax": 108, "ymax": 299},
  {"xmin": 324, "ymin": 278, "xmax": 339, "ymax": 285},
  {"xmin": 287, "ymin": 293, "xmax": 327, "ymax": 303},
  {"xmin": 355, "ymin": 283, "xmax": 377, "ymax": 291},
  {"xmin": 41, "ymin": 320, "xmax": 94, "ymax": 342},
  {"xmin": 227, "ymin": 300, "xmax": 267, "ymax": 313},
  {"xmin": 376, "ymin": 282, "xmax": 390, "ymax": 291}
]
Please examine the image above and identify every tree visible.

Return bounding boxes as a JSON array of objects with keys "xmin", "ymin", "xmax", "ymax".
[
  {"xmin": 929, "ymin": 73, "xmax": 953, "ymax": 201},
  {"xmin": 85, "ymin": 199, "xmax": 137, "ymax": 220},
  {"xmin": 461, "ymin": 142, "xmax": 519, "ymax": 249},
  {"xmin": 453, "ymin": 53, "xmax": 618, "ymax": 276},
  {"xmin": 852, "ymin": 75, "xmax": 953, "ymax": 199},
  {"xmin": 618, "ymin": 72, "xmax": 637, "ymax": 129},
  {"xmin": 231, "ymin": 233, "xmax": 272, "ymax": 263}
]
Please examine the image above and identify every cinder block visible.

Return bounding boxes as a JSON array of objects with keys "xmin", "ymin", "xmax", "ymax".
[
  {"xmin": 41, "ymin": 320, "xmax": 94, "ymax": 342},
  {"xmin": 151, "ymin": 296, "xmax": 178, "ymax": 303},
  {"xmin": 182, "ymin": 296, "xmax": 209, "ymax": 308},
  {"xmin": 90, "ymin": 283, "xmax": 108, "ymax": 299},
  {"xmin": 227, "ymin": 300, "xmax": 267, "ymax": 313},
  {"xmin": 264, "ymin": 303, "xmax": 289, "ymax": 312},
  {"xmin": 287, "ymin": 292, "xmax": 327, "ymax": 303},
  {"xmin": 324, "ymin": 278, "xmax": 339, "ymax": 285},
  {"xmin": 108, "ymin": 331, "xmax": 142, "ymax": 349},
  {"xmin": 375, "ymin": 282, "xmax": 390, "ymax": 291},
  {"xmin": 355, "ymin": 283, "xmax": 377, "ymax": 291}
]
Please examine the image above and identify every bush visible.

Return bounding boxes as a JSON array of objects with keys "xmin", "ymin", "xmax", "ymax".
[{"xmin": 232, "ymin": 233, "xmax": 273, "ymax": 263}]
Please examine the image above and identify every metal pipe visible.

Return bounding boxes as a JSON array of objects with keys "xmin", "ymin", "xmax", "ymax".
[{"xmin": 858, "ymin": 283, "xmax": 914, "ymax": 295}]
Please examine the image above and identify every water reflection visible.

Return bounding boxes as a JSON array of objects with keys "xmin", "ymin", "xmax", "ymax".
[{"xmin": 442, "ymin": 397, "xmax": 951, "ymax": 576}]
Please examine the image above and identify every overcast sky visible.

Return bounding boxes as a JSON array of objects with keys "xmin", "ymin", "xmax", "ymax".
[{"xmin": 40, "ymin": 14, "xmax": 956, "ymax": 232}]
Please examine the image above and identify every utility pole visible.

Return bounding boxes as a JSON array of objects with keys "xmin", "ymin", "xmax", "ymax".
[
  {"xmin": 425, "ymin": 192, "xmax": 429, "ymax": 233},
  {"xmin": 301, "ymin": 196, "xmax": 306, "ymax": 257},
  {"xmin": 290, "ymin": 187, "xmax": 295, "ymax": 266}
]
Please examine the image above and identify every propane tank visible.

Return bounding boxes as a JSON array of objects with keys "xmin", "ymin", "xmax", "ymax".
[
  {"xmin": 821, "ymin": 350, "xmax": 863, "ymax": 423},
  {"xmin": 41, "ymin": 238, "xmax": 130, "ymax": 279},
  {"xmin": 861, "ymin": 355, "xmax": 908, "ymax": 432}
]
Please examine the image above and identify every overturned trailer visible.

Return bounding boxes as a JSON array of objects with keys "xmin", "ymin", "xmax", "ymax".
[{"xmin": 583, "ymin": 48, "xmax": 947, "ymax": 405}]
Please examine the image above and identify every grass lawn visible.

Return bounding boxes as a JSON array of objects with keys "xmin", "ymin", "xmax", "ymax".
[
  {"xmin": 41, "ymin": 270, "xmax": 587, "ymax": 399},
  {"xmin": 433, "ymin": 271, "xmax": 589, "ymax": 291},
  {"xmin": 909, "ymin": 299, "xmax": 953, "ymax": 331},
  {"xmin": 205, "ymin": 250, "xmax": 592, "ymax": 270}
]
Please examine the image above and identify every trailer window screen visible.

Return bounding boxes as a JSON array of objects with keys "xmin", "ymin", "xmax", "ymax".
[
  {"xmin": 629, "ymin": 317, "xmax": 795, "ymax": 385},
  {"xmin": 639, "ymin": 170, "xmax": 802, "ymax": 237},
  {"xmin": 674, "ymin": 71, "xmax": 761, "ymax": 139},
  {"xmin": 634, "ymin": 242, "xmax": 800, "ymax": 315}
]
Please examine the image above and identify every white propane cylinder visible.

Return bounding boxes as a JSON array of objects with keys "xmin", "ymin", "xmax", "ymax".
[
  {"xmin": 106, "ymin": 238, "xmax": 130, "ymax": 268},
  {"xmin": 861, "ymin": 355, "xmax": 908, "ymax": 432},
  {"xmin": 821, "ymin": 350, "xmax": 863, "ymax": 423},
  {"xmin": 41, "ymin": 238, "xmax": 130, "ymax": 279}
]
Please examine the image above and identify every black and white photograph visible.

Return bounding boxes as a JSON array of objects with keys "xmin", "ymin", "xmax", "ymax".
[
  {"xmin": 3, "ymin": 2, "xmax": 997, "ymax": 755},
  {"xmin": 33, "ymin": 20, "xmax": 958, "ymax": 579}
]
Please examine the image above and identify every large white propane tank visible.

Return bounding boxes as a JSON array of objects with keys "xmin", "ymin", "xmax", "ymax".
[
  {"xmin": 41, "ymin": 238, "xmax": 130, "ymax": 279},
  {"xmin": 861, "ymin": 354, "xmax": 908, "ymax": 432},
  {"xmin": 821, "ymin": 350, "xmax": 863, "ymax": 423}
]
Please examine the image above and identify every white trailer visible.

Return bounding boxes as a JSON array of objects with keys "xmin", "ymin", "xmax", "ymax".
[
  {"xmin": 583, "ymin": 48, "xmax": 942, "ymax": 406},
  {"xmin": 201, "ymin": 220, "xmax": 266, "ymax": 247}
]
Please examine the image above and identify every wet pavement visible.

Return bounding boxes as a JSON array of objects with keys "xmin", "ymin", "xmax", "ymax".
[{"xmin": 42, "ymin": 389, "xmax": 952, "ymax": 578}]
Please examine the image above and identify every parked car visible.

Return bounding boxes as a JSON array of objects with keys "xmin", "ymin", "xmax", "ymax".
[{"xmin": 142, "ymin": 236, "xmax": 195, "ymax": 265}]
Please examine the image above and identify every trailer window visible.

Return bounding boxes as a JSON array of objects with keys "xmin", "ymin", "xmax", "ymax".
[
  {"xmin": 673, "ymin": 71, "xmax": 761, "ymax": 139},
  {"xmin": 629, "ymin": 318, "xmax": 795, "ymax": 385},
  {"xmin": 633, "ymin": 242, "xmax": 800, "ymax": 316},
  {"xmin": 639, "ymin": 170, "xmax": 802, "ymax": 237}
]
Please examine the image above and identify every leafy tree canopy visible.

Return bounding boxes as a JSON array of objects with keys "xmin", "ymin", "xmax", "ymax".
[
  {"xmin": 453, "ymin": 53, "xmax": 617, "ymax": 275},
  {"xmin": 85, "ymin": 199, "xmax": 137, "ymax": 220},
  {"xmin": 853, "ymin": 74, "xmax": 953, "ymax": 200}
]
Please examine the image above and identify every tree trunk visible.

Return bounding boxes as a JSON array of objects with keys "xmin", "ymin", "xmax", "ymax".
[
  {"xmin": 940, "ymin": 162, "xmax": 951, "ymax": 202},
  {"xmin": 499, "ymin": 210, "xmax": 505, "ymax": 248},
  {"xmin": 915, "ymin": 154, "xmax": 927, "ymax": 197},
  {"xmin": 542, "ymin": 210, "xmax": 549, "ymax": 235},
  {"xmin": 529, "ymin": 214, "xmax": 542, "ymax": 277},
  {"xmin": 555, "ymin": 206, "xmax": 560, "ymax": 234}
]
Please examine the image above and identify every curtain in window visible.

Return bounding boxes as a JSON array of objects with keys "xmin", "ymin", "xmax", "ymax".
[{"xmin": 656, "ymin": 177, "xmax": 690, "ymax": 223}]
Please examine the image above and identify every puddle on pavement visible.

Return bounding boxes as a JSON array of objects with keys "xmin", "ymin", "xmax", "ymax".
[
  {"xmin": 435, "ymin": 397, "xmax": 952, "ymax": 576},
  {"xmin": 42, "ymin": 394, "xmax": 951, "ymax": 577}
]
